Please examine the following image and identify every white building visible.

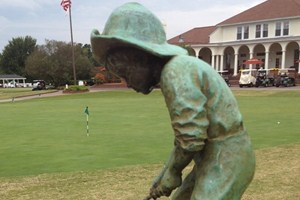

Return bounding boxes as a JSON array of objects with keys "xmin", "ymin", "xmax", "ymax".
[
  {"xmin": 168, "ymin": 0, "xmax": 300, "ymax": 76},
  {"xmin": 0, "ymin": 74, "xmax": 27, "ymax": 87}
]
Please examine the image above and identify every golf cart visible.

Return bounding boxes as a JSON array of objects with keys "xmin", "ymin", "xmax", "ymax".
[
  {"xmin": 275, "ymin": 68, "xmax": 296, "ymax": 87},
  {"xmin": 32, "ymin": 80, "xmax": 46, "ymax": 91},
  {"xmin": 217, "ymin": 70, "xmax": 231, "ymax": 87},
  {"xmin": 255, "ymin": 69, "xmax": 275, "ymax": 87},
  {"xmin": 239, "ymin": 69, "xmax": 257, "ymax": 87}
]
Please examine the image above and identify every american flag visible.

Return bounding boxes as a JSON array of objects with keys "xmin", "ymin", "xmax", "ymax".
[{"xmin": 61, "ymin": 0, "xmax": 71, "ymax": 11}]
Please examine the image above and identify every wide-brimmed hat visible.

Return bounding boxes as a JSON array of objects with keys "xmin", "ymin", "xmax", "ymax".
[{"xmin": 91, "ymin": 2, "xmax": 187, "ymax": 64}]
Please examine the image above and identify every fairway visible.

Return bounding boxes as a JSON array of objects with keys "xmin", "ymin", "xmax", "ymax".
[
  {"xmin": 0, "ymin": 90, "xmax": 174, "ymax": 177},
  {"xmin": 0, "ymin": 89, "xmax": 300, "ymax": 199},
  {"xmin": 234, "ymin": 90, "xmax": 300, "ymax": 149},
  {"xmin": 0, "ymin": 89, "xmax": 300, "ymax": 177}
]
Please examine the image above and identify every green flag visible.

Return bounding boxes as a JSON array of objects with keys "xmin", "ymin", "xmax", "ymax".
[{"xmin": 84, "ymin": 106, "xmax": 89, "ymax": 115}]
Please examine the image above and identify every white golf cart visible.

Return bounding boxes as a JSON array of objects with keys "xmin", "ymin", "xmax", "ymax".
[{"xmin": 239, "ymin": 69, "xmax": 257, "ymax": 87}]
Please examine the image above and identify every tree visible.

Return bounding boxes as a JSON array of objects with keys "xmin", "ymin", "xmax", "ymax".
[
  {"xmin": 0, "ymin": 36, "xmax": 36, "ymax": 75},
  {"xmin": 25, "ymin": 40, "xmax": 93, "ymax": 86},
  {"xmin": 80, "ymin": 43, "xmax": 100, "ymax": 66}
]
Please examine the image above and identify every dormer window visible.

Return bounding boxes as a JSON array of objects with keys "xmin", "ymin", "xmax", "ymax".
[
  {"xmin": 275, "ymin": 21, "xmax": 289, "ymax": 36},
  {"xmin": 237, "ymin": 26, "xmax": 249, "ymax": 40}
]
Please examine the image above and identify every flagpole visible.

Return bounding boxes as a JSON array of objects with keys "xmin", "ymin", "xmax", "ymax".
[
  {"xmin": 84, "ymin": 106, "xmax": 89, "ymax": 136},
  {"xmin": 86, "ymin": 114, "xmax": 89, "ymax": 136},
  {"xmin": 68, "ymin": 5, "xmax": 77, "ymax": 85}
]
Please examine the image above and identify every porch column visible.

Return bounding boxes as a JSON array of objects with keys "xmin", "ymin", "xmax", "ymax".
[
  {"xmin": 249, "ymin": 51, "xmax": 254, "ymax": 70},
  {"xmin": 216, "ymin": 55, "xmax": 220, "ymax": 71},
  {"xmin": 298, "ymin": 49, "xmax": 300, "ymax": 73},
  {"xmin": 211, "ymin": 55, "xmax": 215, "ymax": 70},
  {"xmin": 220, "ymin": 54, "xmax": 224, "ymax": 71},
  {"xmin": 265, "ymin": 51, "xmax": 269, "ymax": 70},
  {"xmin": 234, "ymin": 53, "xmax": 238, "ymax": 76},
  {"xmin": 281, "ymin": 50, "xmax": 286, "ymax": 69}
]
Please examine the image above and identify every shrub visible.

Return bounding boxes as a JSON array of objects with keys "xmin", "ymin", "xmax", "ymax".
[{"xmin": 63, "ymin": 85, "xmax": 89, "ymax": 93}]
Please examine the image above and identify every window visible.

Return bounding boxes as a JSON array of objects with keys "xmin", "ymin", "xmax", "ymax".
[
  {"xmin": 275, "ymin": 22, "xmax": 281, "ymax": 36},
  {"xmin": 237, "ymin": 27, "xmax": 242, "ymax": 40},
  {"xmin": 244, "ymin": 26, "xmax": 249, "ymax": 39},
  {"xmin": 256, "ymin": 24, "xmax": 268, "ymax": 38},
  {"xmin": 275, "ymin": 21, "xmax": 289, "ymax": 36},
  {"xmin": 263, "ymin": 24, "xmax": 268, "ymax": 37},
  {"xmin": 256, "ymin": 25, "xmax": 261, "ymax": 38},
  {"xmin": 276, "ymin": 58, "xmax": 280, "ymax": 67},
  {"xmin": 237, "ymin": 26, "xmax": 249, "ymax": 40},
  {"xmin": 283, "ymin": 21, "xmax": 289, "ymax": 35}
]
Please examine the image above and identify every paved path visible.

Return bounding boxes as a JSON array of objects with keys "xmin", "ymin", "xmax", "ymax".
[
  {"xmin": 0, "ymin": 86, "xmax": 129, "ymax": 103},
  {"xmin": 0, "ymin": 90, "xmax": 62, "ymax": 103}
]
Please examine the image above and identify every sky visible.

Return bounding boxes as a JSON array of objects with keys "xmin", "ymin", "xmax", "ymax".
[{"xmin": 0, "ymin": 0, "xmax": 266, "ymax": 52}]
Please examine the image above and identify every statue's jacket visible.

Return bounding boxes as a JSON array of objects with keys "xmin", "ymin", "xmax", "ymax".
[{"xmin": 160, "ymin": 55, "xmax": 256, "ymax": 198}]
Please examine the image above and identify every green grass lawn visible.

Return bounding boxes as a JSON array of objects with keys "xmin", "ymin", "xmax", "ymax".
[
  {"xmin": 236, "ymin": 90, "xmax": 300, "ymax": 149},
  {"xmin": 0, "ymin": 89, "xmax": 299, "ymax": 178}
]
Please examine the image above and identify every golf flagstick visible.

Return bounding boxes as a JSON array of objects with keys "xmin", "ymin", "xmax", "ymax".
[{"xmin": 84, "ymin": 106, "xmax": 89, "ymax": 136}]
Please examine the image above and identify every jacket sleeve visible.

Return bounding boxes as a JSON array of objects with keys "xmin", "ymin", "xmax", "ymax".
[{"xmin": 161, "ymin": 56, "xmax": 209, "ymax": 152}]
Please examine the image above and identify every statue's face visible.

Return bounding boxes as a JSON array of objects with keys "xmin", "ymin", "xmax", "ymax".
[{"xmin": 106, "ymin": 47, "xmax": 163, "ymax": 94}]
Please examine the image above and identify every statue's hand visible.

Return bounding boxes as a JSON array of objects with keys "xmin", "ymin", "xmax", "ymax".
[
  {"xmin": 144, "ymin": 145, "xmax": 194, "ymax": 199},
  {"xmin": 146, "ymin": 169, "xmax": 182, "ymax": 199}
]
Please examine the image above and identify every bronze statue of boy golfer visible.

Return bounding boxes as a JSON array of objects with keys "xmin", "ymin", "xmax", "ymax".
[{"xmin": 91, "ymin": 2, "xmax": 255, "ymax": 200}]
